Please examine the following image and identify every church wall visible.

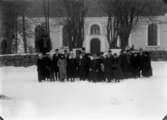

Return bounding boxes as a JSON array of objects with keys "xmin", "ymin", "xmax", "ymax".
[
  {"xmin": 84, "ymin": 17, "xmax": 109, "ymax": 53},
  {"xmin": 129, "ymin": 15, "xmax": 167, "ymax": 51},
  {"xmin": 159, "ymin": 23, "xmax": 167, "ymax": 51},
  {"xmin": 17, "ymin": 17, "xmax": 65, "ymax": 53},
  {"xmin": 16, "ymin": 15, "xmax": 167, "ymax": 54},
  {"xmin": 0, "ymin": 3, "xmax": 3, "ymax": 52},
  {"xmin": 130, "ymin": 24, "xmax": 148, "ymax": 50}
]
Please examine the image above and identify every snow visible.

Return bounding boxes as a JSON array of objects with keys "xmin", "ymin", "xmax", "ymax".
[{"xmin": 0, "ymin": 62, "xmax": 167, "ymax": 120}]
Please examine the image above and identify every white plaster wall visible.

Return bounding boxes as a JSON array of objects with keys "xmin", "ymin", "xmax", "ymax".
[
  {"xmin": 50, "ymin": 25, "xmax": 63, "ymax": 50},
  {"xmin": 130, "ymin": 17, "xmax": 167, "ymax": 51},
  {"xmin": 159, "ymin": 23, "xmax": 167, "ymax": 51},
  {"xmin": 84, "ymin": 17, "xmax": 109, "ymax": 53},
  {"xmin": 130, "ymin": 24, "xmax": 148, "ymax": 50},
  {"xmin": 21, "ymin": 17, "xmax": 65, "ymax": 52}
]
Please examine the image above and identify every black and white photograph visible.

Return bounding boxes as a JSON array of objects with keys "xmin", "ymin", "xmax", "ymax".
[{"xmin": 0, "ymin": 0, "xmax": 167, "ymax": 120}]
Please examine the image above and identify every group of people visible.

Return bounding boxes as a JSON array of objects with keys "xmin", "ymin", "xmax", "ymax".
[{"xmin": 37, "ymin": 48, "xmax": 153, "ymax": 83}]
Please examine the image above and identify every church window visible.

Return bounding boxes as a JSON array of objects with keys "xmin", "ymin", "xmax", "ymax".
[
  {"xmin": 90, "ymin": 24, "xmax": 100, "ymax": 35},
  {"xmin": 147, "ymin": 23, "xmax": 158, "ymax": 46}
]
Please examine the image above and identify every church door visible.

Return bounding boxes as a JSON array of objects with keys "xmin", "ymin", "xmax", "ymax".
[{"xmin": 90, "ymin": 39, "xmax": 100, "ymax": 55}]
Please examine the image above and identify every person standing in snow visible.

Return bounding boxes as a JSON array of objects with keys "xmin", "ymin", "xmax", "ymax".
[
  {"xmin": 67, "ymin": 53, "xmax": 76, "ymax": 81},
  {"xmin": 57, "ymin": 54, "xmax": 67, "ymax": 82},
  {"xmin": 53, "ymin": 49, "xmax": 60, "ymax": 81},
  {"xmin": 142, "ymin": 51, "xmax": 152, "ymax": 77},
  {"xmin": 43, "ymin": 53, "xmax": 52, "ymax": 81},
  {"xmin": 37, "ymin": 53, "xmax": 44, "ymax": 82},
  {"xmin": 48, "ymin": 53, "xmax": 55, "ymax": 81},
  {"xmin": 79, "ymin": 54, "xmax": 90, "ymax": 81},
  {"xmin": 138, "ymin": 48, "xmax": 145, "ymax": 77},
  {"xmin": 104, "ymin": 51, "xmax": 113, "ymax": 82},
  {"xmin": 130, "ymin": 51, "xmax": 140, "ymax": 78},
  {"xmin": 88, "ymin": 55, "xmax": 99, "ymax": 82},
  {"xmin": 112, "ymin": 53, "xmax": 123, "ymax": 82}
]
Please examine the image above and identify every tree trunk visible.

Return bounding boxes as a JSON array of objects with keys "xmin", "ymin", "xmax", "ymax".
[
  {"xmin": 15, "ymin": 17, "xmax": 18, "ymax": 53},
  {"xmin": 107, "ymin": 16, "xmax": 112, "ymax": 49},
  {"xmin": 120, "ymin": 34, "xmax": 129, "ymax": 50},
  {"xmin": 22, "ymin": 15, "xmax": 27, "ymax": 53}
]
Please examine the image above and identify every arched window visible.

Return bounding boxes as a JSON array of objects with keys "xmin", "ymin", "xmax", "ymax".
[
  {"xmin": 148, "ymin": 23, "xmax": 158, "ymax": 46},
  {"xmin": 90, "ymin": 24, "xmax": 100, "ymax": 35}
]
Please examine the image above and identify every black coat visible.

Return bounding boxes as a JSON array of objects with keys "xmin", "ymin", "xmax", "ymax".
[
  {"xmin": 112, "ymin": 57, "xmax": 123, "ymax": 80},
  {"xmin": 37, "ymin": 57, "xmax": 44, "ymax": 81},
  {"xmin": 142, "ymin": 52, "xmax": 152, "ymax": 77},
  {"xmin": 67, "ymin": 58, "xmax": 77, "ymax": 78},
  {"xmin": 120, "ymin": 53, "xmax": 133, "ymax": 78},
  {"xmin": 88, "ymin": 59, "xmax": 99, "ymax": 82},
  {"xmin": 53, "ymin": 54, "xmax": 60, "ymax": 72},
  {"xmin": 130, "ymin": 53, "xmax": 140, "ymax": 77}
]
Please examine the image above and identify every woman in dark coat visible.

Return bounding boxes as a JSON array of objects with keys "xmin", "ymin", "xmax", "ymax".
[
  {"xmin": 37, "ymin": 54, "xmax": 44, "ymax": 82},
  {"xmin": 49, "ymin": 54, "xmax": 55, "ymax": 81},
  {"xmin": 104, "ymin": 54, "xmax": 112, "ymax": 82},
  {"xmin": 130, "ymin": 52, "xmax": 140, "ymax": 78},
  {"xmin": 79, "ymin": 54, "xmax": 90, "ymax": 81},
  {"xmin": 67, "ymin": 55, "xmax": 76, "ymax": 82},
  {"xmin": 142, "ymin": 52, "xmax": 153, "ymax": 77},
  {"xmin": 79, "ymin": 56, "xmax": 85, "ymax": 81},
  {"xmin": 75, "ymin": 55, "xmax": 81, "ymax": 79},
  {"xmin": 43, "ymin": 54, "xmax": 52, "ymax": 81},
  {"xmin": 88, "ymin": 56, "xmax": 98, "ymax": 82},
  {"xmin": 120, "ymin": 50, "xmax": 133, "ymax": 79},
  {"xmin": 96, "ymin": 57, "xmax": 106, "ymax": 82},
  {"xmin": 57, "ymin": 55, "xmax": 67, "ymax": 82},
  {"xmin": 112, "ymin": 53, "xmax": 123, "ymax": 82},
  {"xmin": 53, "ymin": 49, "xmax": 60, "ymax": 81}
]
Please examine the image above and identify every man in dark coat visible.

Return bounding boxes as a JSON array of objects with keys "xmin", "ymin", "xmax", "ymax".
[
  {"xmin": 84, "ymin": 54, "xmax": 91, "ymax": 80},
  {"xmin": 37, "ymin": 53, "xmax": 44, "ymax": 82},
  {"xmin": 79, "ymin": 54, "xmax": 90, "ymax": 81},
  {"xmin": 120, "ymin": 50, "xmax": 132, "ymax": 79},
  {"xmin": 43, "ymin": 54, "xmax": 52, "ymax": 81},
  {"xmin": 75, "ymin": 54, "xmax": 81, "ymax": 79},
  {"xmin": 96, "ymin": 57, "xmax": 105, "ymax": 82},
  {"xmin": 53, "ymin": 49, "xmax": 60, "ymax": 81},
  {"xmin": 67, "ymin": 54, "xmax": 76, "ymax": 81},
  {"xmin": 112, "ymin": 53, "xmax": 123, "ymax": 82},
  {"xmin": 88, "ymin": 56, "xmax": 98, "ymax": 82},
  {"xmin": 130, "ymin": 52, "xmax": 140, "ymax": 78},
  {"xmin": 142, "ymin": 51, "xmax": 153, "ymax": 77},
  {"xmin": 138, "ymin": 49, "xmax": 145, "ymax": 77},
  {"xmin": 48, "ymin": 53, "xmax": 55, "ymax": 81},
  {"xmin": 104, "ymin": 54, "xmax": 112, "ymax": 82},
  {"xmin": 57, "ymin": 54, "xmax": 67, "ymax": 82}
]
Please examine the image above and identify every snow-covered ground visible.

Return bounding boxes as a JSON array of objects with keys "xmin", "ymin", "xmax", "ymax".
[{"xmin": 0, "ymin": 62, "xmax": 167, "ymax": 120}]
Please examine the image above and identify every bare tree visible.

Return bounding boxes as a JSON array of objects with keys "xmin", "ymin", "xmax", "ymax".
[
  {"xmin": 2, "ymin": 1, "xmax": 18, "ymax": 54},
  {"xmin": 42, "ymin": 0, "xmax": 51, "ymax": 38},
  {"xmin": 101, "ymin": 0, "xmax": 159, "ymax": 49},
  {"xmin": 62, "ymin": 0, "xmax": 86, "ymax": 50},
  {"xmin": 14, "ymin": 1, "xmax": 30, "ymax": 53},
  {"xmin": 100, "ymin": 0, "xmax": 119, "ymax": 49}
]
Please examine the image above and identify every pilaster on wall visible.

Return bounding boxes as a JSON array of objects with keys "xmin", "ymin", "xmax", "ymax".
[{"xmin": 0, "ymin": 2, "xmax": 3, "ymax": 50}]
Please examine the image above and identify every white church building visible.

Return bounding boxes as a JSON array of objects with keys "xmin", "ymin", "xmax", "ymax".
[{"xmin": 23, "ymin": 14, "xmax": 167, "ymax": 54}]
